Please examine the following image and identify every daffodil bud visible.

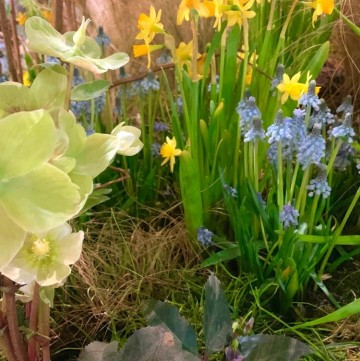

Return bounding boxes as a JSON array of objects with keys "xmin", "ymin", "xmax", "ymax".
[{"xmin": 73, "ymin": 17, "xmax": 91, "ymax": 48}]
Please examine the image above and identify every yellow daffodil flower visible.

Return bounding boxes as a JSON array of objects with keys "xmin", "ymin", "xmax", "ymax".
[
  {"xmin": 41, "ymin": 9, "xmax": 53, "ymax": 22},
  {"xmin": 225, "ymin": 0, "xmax": 256, "ymax": 27},
  {"xmin": 203, "ymin": 0, "xmax": 226, "ymax": 30},
  {"xmin": 16, "ymin": 11, "xmax": 27, "ymax": 26},
  {"xmin": 277, "ymin": 72, "xmax": 320, "ymax": 104},
  {"xmin": 177, "ymin": 0, "xmax": 210, "ymax": 25},
  {"xmin": 22, "ymin": 71, "xmax": 31, "ymax": 87},
  {"xmin": 136, "ymin": 6, "xmax": 164, "ymax": 43},
  {"xmin": 303, "ymin": 0, "xmax": 334, "ymax": 26},
  {"xmin": 175, "ymin": 40, "xmax": 193, "ymax": 69},
  {"xmin": 133, "ymin": 43, "xmax": 164, "ymax": 68},
  {"xmin": 277, "ymin": 72, "xmax": 306, "ymax": 104},
  {"xmin": 160, "ymin": 136, "xmax": 182, "ymax": 173}
]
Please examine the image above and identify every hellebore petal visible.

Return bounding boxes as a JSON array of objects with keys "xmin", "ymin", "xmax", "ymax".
[
  {"xmin": 1, "ymin": 163, "xmax": 81, "ymax": 233},
  {"xmin": 57, "ymin": 109, "xmax": 87, "ymax": 157},
  {"xmin": 0, "ymin": 206, "xmax": 26, "ymax": 269},
  {"xmin": 73, "ymin": 17, "xmax": 91, "ymax": 48},
  {"xmin": 0, "ymin": 82, "xmax": 32, "ymax": 117},
  {"xmin": 111, "ymin": 122, "xmax": 143, "ymax": 156},
  {"xmin": 1, "ymin": 223, "xmax": 84, "ymax": 287},
  {"xmin": 0, "ymin": 110, "xmax": 56, "ymax": 179},
  {"xmin": 72, "ymin": 133, "xmax": 119, "ymax": 178},
  {"xmin": 30, "ymin": 68, "xmax": 67, "ymax": 114},
  {"xmin": 25, "ymin": 17, "xmax": 129, "ymax": 74},
  {"xmin": 68, "ymin": 172, "xmax": 94, "ymax": 210},
  {"xmin": 25, "ymin": 16, "xmax": 71, "ymax": 58}
]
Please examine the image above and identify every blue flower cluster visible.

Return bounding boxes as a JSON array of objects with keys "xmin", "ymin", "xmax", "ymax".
[
  {"xmin": 244, "ymin": 116, "xmax": 265, "ymax": 142},
  {"xmin": 299, "ymin": 80, "xmax": 321, "ymax": 111},
  {"xmin": 96, "ymin": 26, "xmax": 110, "ymax": 48},
  {"xmin": 329, "ymin": 113, "xmax": 356, "ymax": 143},
  {"xmin": 156, "ymin": 50, "xmax": 173, "ymax": 65},
  {"xmin": 237, "ymin": 95, "xmax": 261, "ymax": 134},
  {"xmin": 297, "ymin": 123, "xmax": 325, "ymax": 169},
  {"xmin": 197, "ymin": 227, "xmax": 214, "ymax": 247},
  {"xmin": 280, "ymin": 205, "xmax": 299, "ymax": 229},
  {"xmin": 224, "ymin": 184, "xmax": 238, "ymax": 198},
  {"xmin": 307, "ymin": 165, "xmax": 331, "ymax": 198}
]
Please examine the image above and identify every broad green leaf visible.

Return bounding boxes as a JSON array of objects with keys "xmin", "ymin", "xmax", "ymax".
[
  {"xmin": 144, "ymin": 300, "xmax": 198, "ymax": 355},
  {"xmin": 0, "ymin": 110, "xmax": 56, "ymax": 179},
  {"xmin": 1, "ymin": 163, "xmax": 81, "ymax": 233},
  {"xmin": 200, "ymin": 245, "xmax": 240, "ymax": 268},
  {"xmin": 78, "ymin": 188, "xmax": 111, "ymax": 215},
  {"xmin": 58, "ymin": 109, "xmax": 86, "ymax": 158},
  {"xmin": 295, "ymin": 298, "xmax": 360, "ymax": 329},
  {"xmin": 78, "ymin": 341, "xmax": 120, "ymax": 361},
  {"xmin": 71, "ymin": 80, "xmax": 111, "ymax": 101},
  {"xmin": 0, "ymin": 82, "xmax": 31, "ymax": 117},
  {"xmin": 31, "ymin": 68, "xmax": 67, "ymax": 112},
  {"xmin": 118, "ymin": 326, "xmax": 200, "ymax": 361},
  {"xmin": 239, "ymin": 334, "xmax": 312, "ymax": 361},
  {"xmin": 73, "ymin": 133, "xmax": 119, "ymax": 178},
  {"xmin": 301, "ymin": 42, "xmax": 329, "ymax": 82},
  {"xmin": 204, "ymin": 274, "xmax": 232, "ymax": 354},
  {"xmin": 0, "ymin": 206, "xmax": 26, "ymax": 268},
  {"xmin": 179, "ymin": 151, "xmax": 203, "ymax": 235}
]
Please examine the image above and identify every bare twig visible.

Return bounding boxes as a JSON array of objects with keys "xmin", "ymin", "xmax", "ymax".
[{"xmin": 0, "ymin": 0, "xmax": 19, "ymax": 82}]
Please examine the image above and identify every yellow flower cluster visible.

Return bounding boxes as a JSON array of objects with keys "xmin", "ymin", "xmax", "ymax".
[
  {"xmin": 16, "ymin": 8, "xmax": 52, "ymax": 26},
  {"xmin": 133, "ymin": 6, "xmax": 165, "ymax": 67},
  {"xmin": 177, "ymin": 0, "xmax": 257, "ymax": 30}
]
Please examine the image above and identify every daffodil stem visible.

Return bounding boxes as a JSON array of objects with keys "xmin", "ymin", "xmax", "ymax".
[
  {"xmin": 64, "ymin": 63, "xmax": 75, "ymax": 111},
  {"xmin": 3, "ymin": 277, "xmax": 27, "ymax": 361},
  {"xmin": 28, "ymin": 283, "xmax": 40, "ymax": 361},
  {"xmin": 190, "ymin": 14, "xmax": 199, "ymax": 82}
]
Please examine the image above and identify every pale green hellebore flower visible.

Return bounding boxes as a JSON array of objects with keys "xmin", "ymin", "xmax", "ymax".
[
  {"xmin": 0, "ymin": 68, "xmax": 67, "ymax": 119},
  {"xmin": 111, "ymin": 122, "xmax": 144, "ymax": 156},
  {"xmin": 0, "ymin": 110, "xmax": 82, "ymax": 269},
  {"xmin": 25, "ymin": 16, "xmax": 129, "ymax": 74},
  {"xmin": 0, "ymin": 223, "xmax": 84, "ymax": 287}
]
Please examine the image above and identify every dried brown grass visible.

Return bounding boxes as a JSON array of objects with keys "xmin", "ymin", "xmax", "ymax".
[{"xmin": 51, "ymin": 209, "xmax": 203, "ymax": 356}]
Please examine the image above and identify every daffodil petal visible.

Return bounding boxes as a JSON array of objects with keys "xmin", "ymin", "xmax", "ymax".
[
  {"xmin": 0, "ymin": 206, "xmax": 26, "ymax": 268},
  {"xmin": 0, "ymin": 110, "xmax": 56, "ymax": 179},
  {"xmin": 1, "ymin": 163, "xmax": 81, "ymax": 233},
  {"xmin": 73, "ymin": 133, "xmax": 119, "ymax": 178}
]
